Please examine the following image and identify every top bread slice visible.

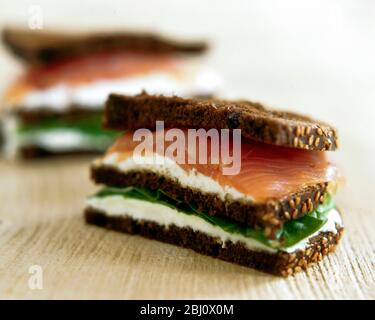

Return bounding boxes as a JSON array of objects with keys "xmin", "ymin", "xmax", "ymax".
[
  {"xmin": 2, "ymin": 27, "xmax": 208, "ymax": 65},
  {"xmin": 104, "ymin": 93, "xmax": 339, "ymax": 151}
]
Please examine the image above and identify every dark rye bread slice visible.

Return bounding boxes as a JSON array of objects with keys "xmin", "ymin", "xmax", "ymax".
[
  {"xmin": 2, "ymin": 27, "xmax": 207, "ymax": 65},
  {"xmin": 104, "ymin": 93, "xmax": 339, "ymax": 151},
  {"xmin": 91, "ymin": 165, "xmax": 331, "ymax": 237},
  {"xmin": 84, "ymin": 207, "xmax": 343, "ymax": 276}
]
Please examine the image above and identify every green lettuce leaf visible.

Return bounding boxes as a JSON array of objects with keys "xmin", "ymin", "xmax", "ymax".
[
  {"xmin": 93, "ymin": 186, "xmax": 335, "ymax": 249},
  {"xmin": 18, "ymin": 112, "xmax": 119, "ymax": 140}
]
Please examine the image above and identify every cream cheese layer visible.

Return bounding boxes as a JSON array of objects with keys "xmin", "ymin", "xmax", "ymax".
[{"xmin": 6, "ymin": 68, "xmax": 221, "ymax": 112}]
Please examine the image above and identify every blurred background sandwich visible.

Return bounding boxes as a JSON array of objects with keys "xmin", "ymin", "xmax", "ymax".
[{"xmin": 0, "ymin": 27, "xmax": 221, "ymax": 158}]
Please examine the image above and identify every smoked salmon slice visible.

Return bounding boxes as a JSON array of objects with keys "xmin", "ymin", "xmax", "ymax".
[
  {"xmin": 106, "ymin": 129, "xmax": 338, "ymax": 202},
  {"xmin": 4, "ymin": 51, "xmax": 181, "ymax": 103}
]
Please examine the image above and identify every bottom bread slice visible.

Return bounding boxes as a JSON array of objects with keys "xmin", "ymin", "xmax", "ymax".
[{"xmin": 84, "ymin": 208, "xmax": 343, "ymax": 276}]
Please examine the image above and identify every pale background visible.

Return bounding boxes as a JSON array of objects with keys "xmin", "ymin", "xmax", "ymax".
[{"xmin": 0, "ymin": 0, "xmax": 374, "ymax": 299}]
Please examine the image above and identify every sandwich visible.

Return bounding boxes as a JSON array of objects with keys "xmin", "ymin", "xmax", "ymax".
[
  {"xmin": 84, "ymin": 93, "xmax": 343, "ymax": 276},
  {"xmin": 0, "ymin": 28, "xmax": 220, "ymax": 158}
]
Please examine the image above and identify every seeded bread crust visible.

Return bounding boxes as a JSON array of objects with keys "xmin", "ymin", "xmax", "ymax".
[
  {"xmin": 105, "ymin": 93, "xmax": 339, "ymax": 151},
  {"xmin": 91, "ymin": 165, "xmax": 331, "ymax": 237},
  {"xmin": 2, "ymin": 27, "xmax": 207, "ymax": 65},
  {"xmin": 84, "ymin": 207, "xmax": 343, "ymax": 276}
]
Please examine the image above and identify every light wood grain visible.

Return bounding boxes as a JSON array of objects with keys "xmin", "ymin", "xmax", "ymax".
[{"xmin": 1, "ymin": 0, "xmax": 375, "ymax": 300}]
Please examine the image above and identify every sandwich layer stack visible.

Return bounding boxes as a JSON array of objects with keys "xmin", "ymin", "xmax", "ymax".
[
  {"xmin": 85, "ymin": 93, "xmax": 343, "ymax": 276},
  {"xmin": 0, "ymin": 28, "xmax": 220, "ymax": 158}
]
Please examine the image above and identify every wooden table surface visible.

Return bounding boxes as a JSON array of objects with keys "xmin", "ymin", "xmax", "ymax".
[
  {"xmin": 0, "ymin": 1, "xmax": 375, "ymax": 300},
  {"xmin": 0, "ymin": 144, "xmax": 374, "ymax": 300}
]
